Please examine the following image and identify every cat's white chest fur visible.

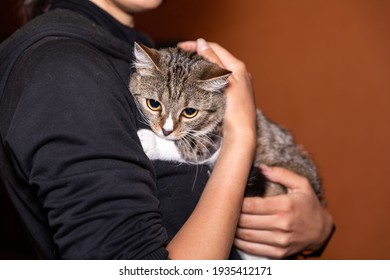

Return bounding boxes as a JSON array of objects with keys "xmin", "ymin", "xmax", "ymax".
[
  {"xmin": 137, "ymin": 129, "xmax": 220, "ymax": 166},
  {"xmin": 137, "ymin": 129, "xmax": 185, "ymax": 163}
]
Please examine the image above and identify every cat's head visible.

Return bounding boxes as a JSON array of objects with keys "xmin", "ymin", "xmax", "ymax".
[{"xmin": 129, "ymin": 42, "xmax": 231, "ymax": 142}]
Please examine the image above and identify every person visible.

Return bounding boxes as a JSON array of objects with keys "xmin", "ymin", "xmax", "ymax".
[{"xmin": 0, "ymin": 0, "xmax": 334, "ymax": 259}]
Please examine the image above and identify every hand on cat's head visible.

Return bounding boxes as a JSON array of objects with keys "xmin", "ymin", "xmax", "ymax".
[
  {"xmin": 178, "ymin": 39, "xmax": 239, "ymax": 73},
  {"xmin": 180, "ymin": 40, "xmax": 257, "ymax": 143},
  {"xmin": 178, "ymin": 39, "xmax": 224, "ymax": 68}
]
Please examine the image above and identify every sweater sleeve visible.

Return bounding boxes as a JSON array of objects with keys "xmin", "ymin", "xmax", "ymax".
[{"xmin": 3, "ymin": 38, "xmax": 168, "ymax": 259}]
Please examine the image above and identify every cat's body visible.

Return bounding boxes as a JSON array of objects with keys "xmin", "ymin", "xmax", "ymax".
[{"xmin": 129, "ymin": 43, "xmax": 323, "ymax": 259}]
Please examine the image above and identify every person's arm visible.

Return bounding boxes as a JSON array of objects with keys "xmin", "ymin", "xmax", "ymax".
[
  {"xmin": 167, "ymin": 39, "xmax": 257, "ymax": 259},
  {"xmin": 235, "ymin": 165, "xmax": 334, "ymax": 258},
  {"xmin": 6, "ymin": 38, "xmax": 168, "ymax": 259}
]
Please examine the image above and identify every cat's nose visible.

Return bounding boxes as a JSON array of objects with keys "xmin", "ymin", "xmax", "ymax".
[
  {"xmin": 162, "ymin": 129, "xmax": 173, "ymax": 136},
  {"xmin": 162, "ymin": 114, "xmax": 174, "ymax": 136}
]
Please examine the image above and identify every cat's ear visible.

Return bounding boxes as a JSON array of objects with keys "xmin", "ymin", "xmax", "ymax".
[
  {"xmin": 197, "ymin": 64, "xmax": 232, "ymax": 93},
  {"xmin": 133, "ymin": 42, "xmax": 161, "ymax": 76}
]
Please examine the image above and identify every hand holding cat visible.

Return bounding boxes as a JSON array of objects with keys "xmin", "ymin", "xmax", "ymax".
[
  {"xmin": 166, "ymin": 39, "xmax": 258, "ymax": 259},
  {"xmin": 178, "ymin": 39, "xmax": 257, "ymax": 146},
  {"xmin": 235, "ymin": 165, "xmax": 334, "ymax": 258}
]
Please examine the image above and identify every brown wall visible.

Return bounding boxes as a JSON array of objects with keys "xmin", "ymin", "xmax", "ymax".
[
  {"xmin": 0, "ymin": 1, "xmax": 20, "ymax": 42},
  {"xmin": 135, "ymin": 0, "xmax": 390, "ymax": 259}
]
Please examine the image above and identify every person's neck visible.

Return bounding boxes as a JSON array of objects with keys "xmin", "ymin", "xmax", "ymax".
[{"xmin": 89, "ymin": 0, "xmax": 135, "ymax": 27}]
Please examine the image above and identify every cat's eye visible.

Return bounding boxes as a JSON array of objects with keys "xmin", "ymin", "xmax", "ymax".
[
  {"xmin": 147, "ymin": 99, "xmax": 161, "ymax": 111},
  {"xmin": 182, "ymin": 108, "xmax": 198, "ymax": 118}
]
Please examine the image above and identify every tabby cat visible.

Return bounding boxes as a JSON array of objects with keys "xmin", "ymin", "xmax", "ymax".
[{"xmin": 129, "ymin": 42, "xmax": 323, "ymax": 259}]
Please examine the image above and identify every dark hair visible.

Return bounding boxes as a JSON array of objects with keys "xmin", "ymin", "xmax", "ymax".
[{"xmin": 18, "ymin": 0, "xmax": 52, "ymax": 24}]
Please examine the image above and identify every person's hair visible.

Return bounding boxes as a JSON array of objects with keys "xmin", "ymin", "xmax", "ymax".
[{"xmin": 18, "ymin": 0, "xmax": 52, "ymax": 24}]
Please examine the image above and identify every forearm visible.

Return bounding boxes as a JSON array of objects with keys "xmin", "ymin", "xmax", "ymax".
[
  {"xmin": 167, "ymin": 135, "xmax": 255, "ymax": 259},
  {"xmin": 168, "ymin": 39, "xmax": 256, "ymax": 259}
]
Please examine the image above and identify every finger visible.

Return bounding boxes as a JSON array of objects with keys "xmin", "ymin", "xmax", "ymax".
[
  {"xmin": 260, "ymin": 164, "xmax": 312, "ymax": 193},
  {"xmin": 179, "ymin": 40, "xmax": 245, "ymax": 77},
  {"xmin": 236, "ymin": 228, "xmax": 284, "ymax": 247},
  {"xmin": 242, "ymin": 196, "xmax": 291, "ymax": 215},
  {"xmin": 195, "ymin": 38, "xmax": 224, "ymax": 67},
  {"xmin": 236, "ymin": 228, "xmax": 295, "ymax": 250},
  {"xmin": 177, "ymin": 41, "xmax": 196, "ymax": 52},
  {"xmin": 234, "ymin": 238, "xmax": 289, "ymax": 259},
  {"xmin": 238, "ymin": 213, "xmax": 278, "ymax": 230},
  {"xmin": 239, "ymin": 212, "xmax": 295, "ymax": 232},
  {"xmin": 178, "ymin": 39, "xmax": 225, "ymax": 68}
]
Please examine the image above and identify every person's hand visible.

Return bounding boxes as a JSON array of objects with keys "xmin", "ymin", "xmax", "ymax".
[
  {"xmin": 178, "ymin": 39, "xmax": 257, "ymax": 145},
  {"xmin": 235, "ymin": 165, "xmax": 334, "ymax": 258},
  {"xmin": 167, "ymin": 40, "xmax": 257, "ymax": 259}
]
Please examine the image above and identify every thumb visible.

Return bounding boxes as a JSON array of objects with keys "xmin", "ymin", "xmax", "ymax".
[
  {"xmin": 260, "ymin": 164, "xmax": 312, "ymax": 194},
  {"xmin": 195, "ymin": 38, "xmax": 224, "ymax": 68}
]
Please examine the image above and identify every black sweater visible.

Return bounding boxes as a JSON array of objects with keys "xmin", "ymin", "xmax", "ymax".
[{"xmin": 0, "ymin": 1, "xmax": 211, "ymax": 259}]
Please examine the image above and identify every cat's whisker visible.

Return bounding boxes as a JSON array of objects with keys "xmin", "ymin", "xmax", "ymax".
[
  {"xmin": 186, "ymin": 129, "xmax": 221, "ymax": 146},
  {"xmin": 204, "ymin": 132, "xmax": 223, "ymax": 140},
  {"xmin": 133, "ymin": 98, "xmax": 151, "ymax": 126},
  {"xmin": 181, "ymin": 135, "xmax": 199, "ymax": 162},
  {"xmin": 181, "ymin": 135, "xmax": 201, "ymax": 163},
  {"xmin": 190, "ymin": 131, "xmax": 217, "ymax": 149},
  {"xmin": 185, "ymin": 133, "xmax": 215, "ymax": 161},
  {"xmin": 179, "ymin": 136, "xmax": 202, "ymax": 191}
]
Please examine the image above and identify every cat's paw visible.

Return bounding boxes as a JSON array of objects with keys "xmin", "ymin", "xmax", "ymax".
[
  {"xmin": 137, "ymin": 128, "xmax": 185, "ymax": 162},
  {"xmin": 137, "ymin": 129, "xmax": 157, "ymax": 159}
]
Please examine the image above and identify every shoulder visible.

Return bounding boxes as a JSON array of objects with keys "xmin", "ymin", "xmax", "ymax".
[
  {"xmin": 20, "ymin": 37, "xmax": 114, "ymax": 77},
  {"xmin": 3, "ymin": 36, "xmax": 137, "ymax": 137},
  {"xmin": 3, "ymin": 8, "xmax": 133, "ymax": 84},
  {"xmin": 12, "ymin": 36, "xmax": 128, "ymax": 104},
  {"xmin": 9, "ymin": 37, "xmax": 129, "ymax": 113}
]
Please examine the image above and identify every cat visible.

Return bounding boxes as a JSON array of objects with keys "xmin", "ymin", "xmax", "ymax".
[{"xmin": 129, "ymin": 42, "xmax": 323, "ymax": 259}]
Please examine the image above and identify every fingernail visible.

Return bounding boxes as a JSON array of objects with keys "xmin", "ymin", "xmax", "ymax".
[
  {"xmin": 196, "ymin": 38, "xmax": 209, "ymax": 52},
  {"xmin": 260, "ymin": 164, "xmax": 272, "ymax": 173}
]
